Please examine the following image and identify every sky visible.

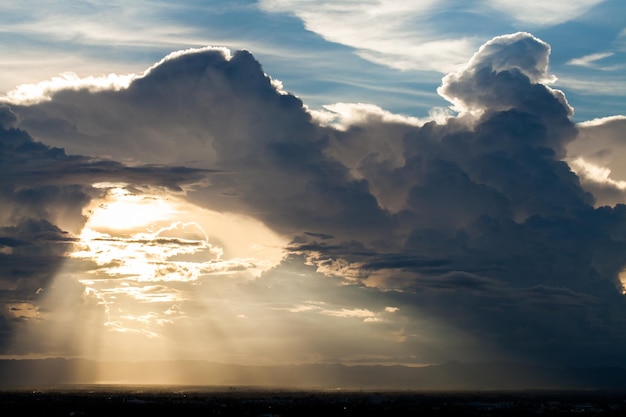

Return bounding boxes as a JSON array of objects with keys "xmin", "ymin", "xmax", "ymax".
[{"xmin": 1, "ymin": 0, "xmax": 626, "ymax": 383}]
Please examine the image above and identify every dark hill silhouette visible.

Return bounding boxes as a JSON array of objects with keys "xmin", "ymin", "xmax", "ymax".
[{"xmin": 1, "ymin": 358, "xmax": 625, "ymax": 390}]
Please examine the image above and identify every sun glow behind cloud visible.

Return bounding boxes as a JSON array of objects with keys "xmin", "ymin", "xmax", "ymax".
[{"xmin": 35, "ymin": 183, "xmax": 290, "ymax": 364}]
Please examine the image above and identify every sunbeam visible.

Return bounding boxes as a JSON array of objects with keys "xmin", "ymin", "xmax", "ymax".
[{"xmin": 17, "ymin": 184, "xmax": 289, "ymax": 377}]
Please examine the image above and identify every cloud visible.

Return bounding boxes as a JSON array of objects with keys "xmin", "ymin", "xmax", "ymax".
[
  {"xmin": 0, "ymin": 113, "xmax": 210, "ymax": 231},
  {"xmin": 313, "ymin": 102, "xmax": 427, "ymax": 131},
  {"xmin": 3, "ymin": 32, "xmax": 626, "ymax": 367},
  {"xmin": 0, "ymin": 72, "xmax": 135, "ymax": 105},
  {"xmin": 437, "ymin": 32, "xmax": 570, "ymax": 119},
  {"xmin": 555, "ymin": 76, "xmax": 626, "ymax": 96},
  {"xmin": 484, "ymin": 0, "xmax": 606, "ymax": 26},
  {"xmin": 567, "ymin": 115, "xmax": 626, "ymax": 206},
  {"xmin": 567, "ymin": 52, "xmax": 615, "ymax": 68},
  {"xmin": 259, "ymin": 0, "xmax": 477, "ymax": 73},
  {"xmin": 0, "ymin": 2, "xmax": 212, "ymax": 96}
]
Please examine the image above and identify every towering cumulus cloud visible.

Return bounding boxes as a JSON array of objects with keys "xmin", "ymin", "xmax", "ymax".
[{"xmin": 2, "ymin": 33, "xmax": 626, "ymax": 369}]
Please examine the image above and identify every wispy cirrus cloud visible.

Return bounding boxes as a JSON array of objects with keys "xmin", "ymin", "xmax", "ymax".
[
  {"xmin": 484, "ymin": 0, "xmax": 606, "ymax": 26},
  {"xmin": 555, "ymin": 76, "xmax": 626, "ymax": 96},
  {"xmin": 259, "ymin": 0, "xmax": 478, "ymax": 73},
  {"xmin": 567, "ymin": 52, "xmax": 615, "ymax": 68}
]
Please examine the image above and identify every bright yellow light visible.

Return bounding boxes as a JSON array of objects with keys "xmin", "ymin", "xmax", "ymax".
[
  {"xmin": 73, "ymin": 187, "xmax": 220, "ymax": 285},
  {"xmin": 86, "ymin": 187, "xmax": 178, "ymax": 231}
]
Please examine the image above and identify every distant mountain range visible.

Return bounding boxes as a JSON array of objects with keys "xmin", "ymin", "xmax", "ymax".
[{"xmin": 1, "ymin": 358, "xmax": 625, "ymax": 390}]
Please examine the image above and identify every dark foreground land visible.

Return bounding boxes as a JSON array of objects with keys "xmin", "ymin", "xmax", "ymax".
[{"xmin": 1, "ymin": 386, "xmax": 626, "ymax": 416}]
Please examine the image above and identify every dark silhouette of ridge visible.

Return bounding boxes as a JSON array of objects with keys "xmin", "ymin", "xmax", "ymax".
[{"xmin": 1, "ymin": 358, "xmax": 625, "ymax": 390}]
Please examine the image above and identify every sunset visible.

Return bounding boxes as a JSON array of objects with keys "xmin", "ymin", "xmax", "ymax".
[{"xmin": 1, "ymin": 2, "xmax": 626, "ymax": 407}]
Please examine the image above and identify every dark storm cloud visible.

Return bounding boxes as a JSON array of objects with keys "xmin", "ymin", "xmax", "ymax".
[
  {"xmin": 4, "ymin": 33, "xmax": 626, "ymax": 366},
  {"xmin": 0, "ymin": 219, "xmax": 73, "ymax": 292},
  {"xmin": 0, "ymin": 110, "xmax": 211, "ymax": 236},
  {"xmin": 0, "ymin": 218, "xmax": 74, "ymax": 352},
  {"xmin": 0, "ymin": 109, "xmax": 89, "ymax": 309},
  {"xmin": 302, "ymin": 33, "xmax": 626, "ymax": 365}
]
